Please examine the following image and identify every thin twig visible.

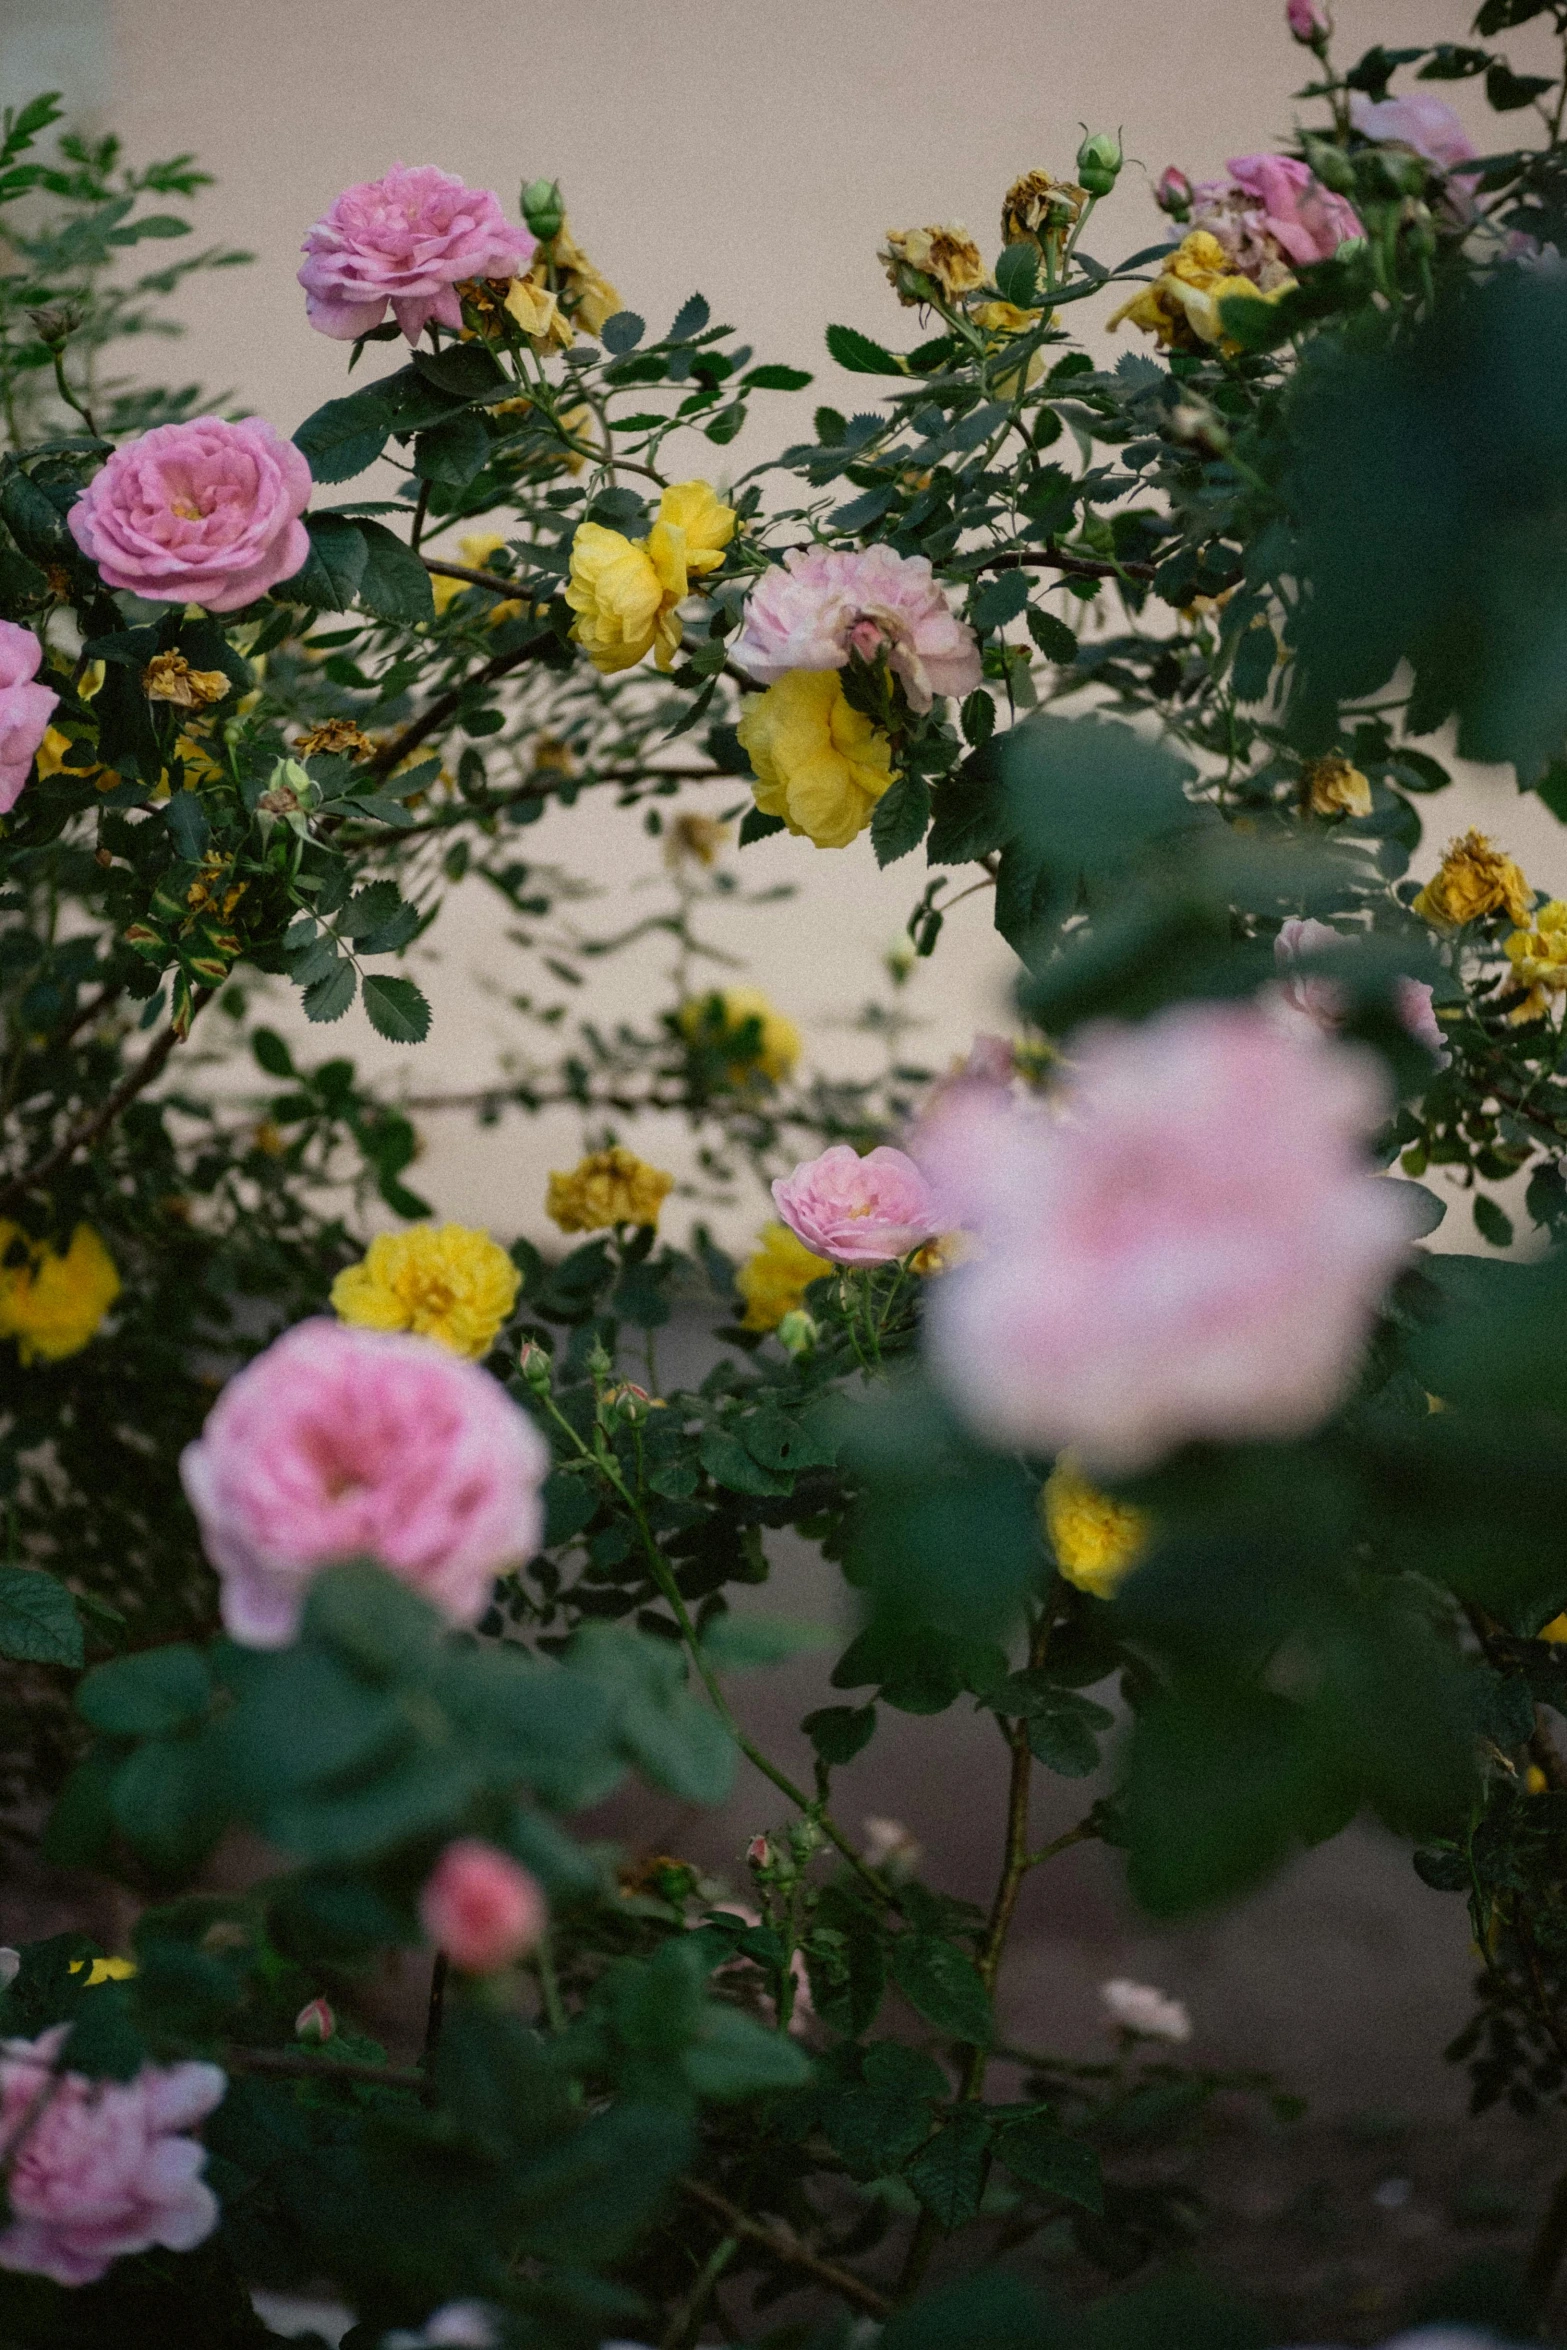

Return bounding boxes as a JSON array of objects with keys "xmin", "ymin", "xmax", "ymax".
[
  {"xmin": 0, "ymin": 997, "xmax": 207, "ymax": 1217},
  {"xmin": 968, "ymin": 546, "xmax": 1155, "ymax": 585},
  {"xmin": 678, "ymin": 2178, "xmax": 891, "ymax": 2319},
  {"xmin": 364, "ymin": 630, "xmax": 560, "ymax": 778},
  {"xmin": 421, "ymin": 557, "xmax": 528, "ymax": 598},
  {"xmin": 223, "ymin": 2046, "xmax": 424, "ymax": 2091}
]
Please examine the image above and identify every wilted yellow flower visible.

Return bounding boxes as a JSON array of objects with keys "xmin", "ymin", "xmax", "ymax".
[
  {"xmin": 294, "ymin": 717, "xmax": 376, "ymax": 760},
  {"xmin": 504, "ymin": 272, "xmax": 571, "ymax": 349},
  {"xmin": 185, "ymin": 850, "xmax": 246, "ymax": 921},
  {"xmin": 972, "ymin": 298, "xmax": 1050, "ymax": 394},
  {"xmin": 547, "ymin": 1146, "xmax": 673, "ymax": 1233},
  {"xmin": 679, "ymin": 986, "xmax": 800, "ymax": 1085},
  {"xmin": 566, "ymin": 480, "xmax": 735, "ymax": 674},
  {"xmin": 1538, "ymin": 1612, "xmax": 1567, "ymax": 1642},
  {"xmin": 1413, "ymin": 830, "xmax": 1534, "ymax": 930},
  {"xmin": 880, "ymin": 224, "xmax": 986, "ymax": 307},
  {"xmin": 1001, "ymin": 169, "xmax": 1089, "ymax": 268},
  {"xmin": 1304, "ymin": 752, "xmax": 1371, "ymax": 819},
  {"xmin": 143, "ymin": 651, "xmax": 230, "ymax": 709},
  {"xmin": 507, "ymin": 219, "xmax": 622, "ymax": 345},
  {"xmin": 67, "ymin": 1956, "xmax": 136, "ymax": 1985},
  {"xmin": 663, "ymin": 811, "xmax": 728, "ymax": 869},
  {"xmin": 1504, "ymin": 898, "xmax": 1567, "ymax": 1023},
  {"xmin": 532, "ymin": 734, "xmax": 576, "ymax": 779},
  {"xmin": 736, "ymin": 1221, "xmax": 832, "ymax": 1331},
  {"xmin": 737, "ymin": 670, "xmax": 896, "ymax": 849},
  {"xmin": 0, "ymin": 1223, "xmax": 120, "ymax": 1364},
  {"xmin": 1109, "ymin": 231, "xmax": 1289, "ymax": 351},
  {"xmin": 331, "ymin": 1224, "xmax": 520, "ymax": 1359},
  {"xmin": 1041, "ymin": 1455, "xmax": 1150, "ymax": 1600}
]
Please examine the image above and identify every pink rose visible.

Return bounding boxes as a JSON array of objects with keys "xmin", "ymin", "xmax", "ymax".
[
  {"xmin": 0, "ymin": 2026, "xmax": 224, "ymax": 2286},
  {"xmin": 419, "ymin": 1840, "xmax": 546, "ymax": 1973},
  {"xmin": 68, "ymin": 418, "xmax": 311, "ymax": 612},
  {"xmin": 1349, "ymin": 91, "xmax": 1479, "ymax": 173},
  {"xmin": 1225, "ymin": 153, "xmax": 1363, "ymax": 267},
  {"xmin": 299, "ymin": 164, "xmax": 535, "ymax": 343},
  {"xmin": 179, "ymin": 1319, "xmax": 549, "ymax": 1648},
  {"xmin": 1274, "ymin": 918, "xmax": 1449, "ymax": 1064},
  {"xmin": 1156, "ymin": 166, "xmax": 1194, "ymax": 218},
  {"xmin": 0, "ymin": 621, "xmax": 58, "ymax": 815},
  {"xmin": 923, "ymin": 1002, "xmax": 1419, "ymax": 1472},
  {"xmin": 772, "ymin": 1143, "xmax": 937, "ymax": 1266},
  {"xmin": 1286, "ymin": 0, "xmax": 1328, "ymax": 40},
  {"xmin": 732, "ymin": 546, "xmax": 982, "ymax": 716}
]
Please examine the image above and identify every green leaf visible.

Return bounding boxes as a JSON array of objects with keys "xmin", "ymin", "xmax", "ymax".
[
  {"xmin": 738, "ymin": 806, "xmax": 786, "ymax": 845},
  {"xmin": 698, "ymin": 1424, "xmax": 791, "ymax": 1496},
  {"xmin": 701, "ymin": 1615, "xmax": 832, "ymax": 1670},
  {"xmin": 870, "ymin": 774, "xmax": 932, "ymax": 867},
  {"xmin": 684, "ymin": 2003, "xmax": 812, "ymax": 2098},
  {"xmin": 355, "ymin": 518, "xmax": 436, "ymax": 625},
  {"xmin": 818, "ymin": 2079, "xmax": 931, "ymax": 2178},
  {"xmin": 411, "ymin": 341, "xmax": 511, "ymax": 400},
  {"xmin": 997, "ymin": 2117, "xmax": 1104, "ymax": 2212},
  {"xmin": 995, "ymin": 241, "xmax": 1040, "ymax": 308},
  {"xmin": 78, "ymin": 1645, "xmax": 210, "ymax": 1738},
  {"xmin": 803, "ymin": 1704, "xmax": 877, "ymax": 1765},
  {"xmin": 879, "ymin": 2274, "xmax": 1061, "ymax": 2350},
  {"xmin": 1020, "ymin": 1685, "xmax": 1115, "ymax": 1778},
  {"xmin": 601, "ymin": 310, "xmax": 646, "ymax": 354},
  {"xmin": 293, "ymin": 388, "xmax": 393, "ymax": 483},
  {"xmin": 165, "ymin": 788, "xmax": 210, "ymax": 863},
  {"xmin": 568, "ymin": 1625, "xmax": 737, "ymax": 1805},
  {"xmin": 743, "ymin": 364, "xmax": 813, "ymax": 390},
  {"xmin": 1474, "ymin": 1192, "xmax": 1514, "ymax": 1249},
  {"xmin": 290, "ymin": 514, "xmax": 368, "ymax": 611},
  {"xmin": 889, "ymin": 1932, "xmax": 991, "ymax": 2044},
  {"xmin": 413, "ymin": 410, "xmax": 490, "ymax": 489},
  {"xmin": 904, "ymin": 2107, "xmax": 992, "ymax": 2228},
  {"xmin": 1230, "ymin": 620, "xmax": 1277, "ymax": 705},
  {"xmin": 0, "ymin": 1566, "xmax": 83, "ymax": 1667},
  {"xmin": 970, "ymin": 569, "xmax": 1030, "ymax": 633},
  {"xmin": 961, "ymin": 689, "xmax": 996, "ymax": 748},
  {"xmin": 361, "ymin": 973, "xmax": 432, "ymax": 1044},
  {"xmin": 1487, "ymin": 58, "xmax": 1554, "ymax": 106},
  {"xmin": 1027, "ymin": 607, "xmax": 1080, "ymax": 663},
  {"xmin": 109, "ymin": 1736, "xmax": 227, "ymax": 1875},
  {"xmin": 826, "ymin": 323, "xmax": 907, "ymax": 375},
  {"xmin": 303, "ymin": 960, "xmax": 357, "ymax": 1023}
]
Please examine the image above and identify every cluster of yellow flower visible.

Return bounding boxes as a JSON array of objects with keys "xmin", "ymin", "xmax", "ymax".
[
  {"xmin": 546, "ymin": 1147, "xmax": 673, "ymax": 1235},
  {"xmin": 736, "ymin": 672, "xmax": 896, "ymax": 851},
  {"xmin": 0, "ymin": 1223, "xmax": 120, "ymax": 1365},
  {"xmin": 566, "ymin": 481, "xmax": 735, "ymax": 675},
  {"xmin": 331, "ymin": 1223, "xmax": 521, "ymax": 1359},
  {"xmin": 1041, "ymin": 1455, "xmax": 1151, "ymax": 1600},
  {"xmin": 1109, "ymin": 231, "xmax": 1289, "ymax": 353},
  {"xmin": 677, "ymin": 987, "xmax": 800, "ymax": 1087},
  {"xmin": 736, "ymin": 1221, "xmax": 832, "ymax": 1332},
  {"xmin": 1409, "ymin": 830, "xmax": 1567, "ymax": 1025}
]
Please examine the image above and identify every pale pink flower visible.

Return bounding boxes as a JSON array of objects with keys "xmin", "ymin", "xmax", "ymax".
[
  {"xmin": 1224, "ymin": 154, "xmax": 1363, "ymax": 268},
  {"xmin": 299, "ymin": 164, "xmax": 535, "ymax": 343},
  {"xmin": 179, "ymin": 1319, "xmax": 549, "ymax": 1648},
  {"xmin": 1349, "ymin": 92, "xmax": 1479, "ymax": 174},
  {"xmin": 0, "ymin": 2025, "xmax": 224, "ymax": 2286},
  {"xmin": 1286, "ymin": 0, "xmax": 1328, "ymax": 41},
  {"xmin": 772, "ymin": 1143, "xmax": 937, "ymax": 1266},
  {"xmin": 923, "ymin": 1002, "xmax": 1419, "ymax": 1472},
  {"xmin": 1274, "ymin": 918, "xmax": 1448, "ymax": 1064},
  {"xmin": 0, "ymin": 1950, "xmax": 18, "ymax": 1989},
  {"xmin": 862, "ymin": 1816, "xmax": 922, "ymax": 1878},
  {"xmin": 419, "ymin": 1840, "xmax": 546, "ymax": 1974},
  {"xmin": 0, "ymin": 622, "xmax": 58, "ymax": 814},
  {"xmin": 68, "ymin": 418, "xmax": 311, "ymax": 612},
  {"xmin": 294, "ymin": 1997, "xmax": 335, "ymax": 2042},
  {"xmin": 1101, "ymin": 1978, "xmax": 1191, "ymax": 2043},
  {"xmin": 731, "ymin": 546, "xmax": 982, "ymax": 716}
]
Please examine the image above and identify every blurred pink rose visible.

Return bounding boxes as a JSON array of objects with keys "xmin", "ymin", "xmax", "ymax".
[
  {"xmin": 0, "ymin": 2025, "xmax": 224, "ymax": 2286},
  {"xmin": 1274, "ymin": 918, "xmax": 1448, "ymax": 1064},
  {"xmin": 0, "ymin": 622, "xmax": 58, "ymax": 815},
  {"xmin": 299, "ymin": 164, "xmax": 535, "ymax": 343},
  {"xmin": 772, "ymin": 1143, "xmax": 937, "ymax": 1266},
  {"xmin": 419, "ymin": 1840, "xmax": 546, "ymax": 1973},
  {"xmin": 179, "ymin": 1319, "xmax": 549, "ymax": 1648},
  {"xmin": 68, "ymin": 418, "xmax": 311, "ymax": 612},
  {"xmin": 731, "ymin": 546, "xmax": 982, "ymax": 716},
  {"xmin": 1286, "ymin": 0, "xmax": 1328, "ymax": 40},
  {"xmin": 1225, "ymin": 153, "xmax": 1363, "ymax": 267},
  {"xmin": 923, "ymin": 1002, "xmax": 1418, "ymax": 1471},
  {"xmin": 1349, "ymin": 91, "xmax": 1479, "ymax": 173}
]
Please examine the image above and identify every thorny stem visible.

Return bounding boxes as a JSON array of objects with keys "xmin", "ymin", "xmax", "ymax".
[
  {"xmin": 661, "ymin": 2228, "xmax": 738, "ymax": 2350},
  {"xmin": 49, "ymin": 348, "xmax": 96, "ymax": 438},
  {"xmin": 419, "ymin": 1949, "xmax": 449, "ymax": 2090},
  {"xmin": 0, "ymin": 992, "xmax": 211, "ymax": 1217},
  {"xmin": 408, "ymin": 480, "xmax": 432, "ymax": 554},
  {"xmin": 363, "ymin": 630, "xmax": 560, "ymax": 778},
  {"xmin": 678, "ymin": 2178, "xmax": 892, "ymax": 2319},
  {"xmin": 534, "ymin": 1930, "xmax": 567, "ymax": 2033}
]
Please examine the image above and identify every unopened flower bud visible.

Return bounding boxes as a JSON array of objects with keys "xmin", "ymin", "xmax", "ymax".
[
  {"xmin": 1286, "ymin": 0, "xmax": 1329, "ymax": 44},
  {"xmin": 787, "ymin": 1817, "xmax": 823, "ymax": 1863},
  {"xmin": 295, "ymin": 1996, "xmax": 336, "ymax": 2042},
  {"xmin": 1301, "ymin": 136, "xmax": 1356, "ymax": 197},
  {"xmin": 1155, "ymin": 166, "xmax": 1193, "ymax": 220},
  {"xmin": 1075, "ymin": 130, "xmax": 1123, "ymax": 199},
  {"xmin": 521, "ymin": 177, "xmax": 565, "ymax": 242},
  {"xmin": 518, "ymin": 1340, "xmax": 553, "ymax": 1391},
  {"xmin": 586, "ymin": 1338, "xmax": 614, "ymax": 1382},
  {"xmin": 28, "ymin": 303, "xmax": 84, "ymax": 351},
  {"xmin": 745, "ymin": 1834, "xmax": 772, "ymax": 1871},
  {"xmin": 613, "ymin": 1381, "xmax": 652, "ymax": 1424},
  {"xmin": 1370, "ymin": 147, "xmax": 1428, "ymax": 200},
  {"xmin": 776, "ymin": 1309, "xmax": 818, "ymax": 1357}
]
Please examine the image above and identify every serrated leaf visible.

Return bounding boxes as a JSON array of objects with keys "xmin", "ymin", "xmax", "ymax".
[
  {"xmin": 871, "ymin": 774, "xmax": 932, "ymax": 868},
  {"xmin": 962, "ymin": 689, "xmax": 996, "ymax": 748},
  {"xmin": 889, "ymin": 1933, "xmax": 991, "ymax": 2044},
  {"xmin": 744, "ymin": 364, "xmax": 812, "ymax": 390},
  {"xmin": 970, "ymin": 569, "xmax": 1030, "ymax": 633},
  {"xmin": 165, "ymin": 789, "xmax": 210, "ymax": 862},
  {"xmin": 0, "ymin": 1567, "xmax": 83, "ymax": 1668},
  {"xmin": 698, "ymin": 1426, "xmax": 791, "ymax": 1496},
  {"xmin": 337, "ymin": 881, "xmax": 402, "ymax": 939},
  {"xmin": 804, "ymin": 1704, "xmax": 877, "ymax": 1765},
  {"xmin": 738, "ymin": 807, "xmax": 786, "ymax": 845},
  {"xmin": 826, "ymin": 323, "xmax": 906, "ymax": 376},
  {"xmin": 302, "ymin": 960, "xmax": 357, "ymax": 1023},
  {"xmin": 361, "ymin": 973, "xmax": 432, "ymax": 1044},
  {"xmin": 904, "ymin": 2108, "xmax": 991, "ymax": 2229},
  {"xmin": 413, "ymin": 410, "xmax": 490, "ymax": 489},
  {"xmin": 601, "ymin": 311, "xmax": 646, "ymax": 354},
  {"xmin": 293, "ymin": 388, "xmax": 392, "ymax": 483},
  {"xmin": 995, "ymin": 242, "xmax": 1040, "ymax": 308},
  {"xmin": 668, "ymin": 295, "xmax": 710, "ymax": 342},
  {"xmin": 355, "ymin": 519, "xmax": 435, "ymax": 625},
  {"xmin": 997, "ymin": 2118, "xmax": 1103, "ymax": 2212},
  {"xmin": 289, "ymin": 514, "xmax": 368, "ymax": 612},
  {"xmin": 1025, "ymin": 608, "xmax": 1078, "ymax": 664}
]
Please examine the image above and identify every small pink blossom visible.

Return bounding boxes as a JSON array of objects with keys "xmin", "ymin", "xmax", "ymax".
[
  {"xmin": 1349, "ymin": 91, "xmax": 1479, "ymax": 173},
  {"xmin": 68, "ymin": 418, "xmax": 311, "ymax": 612},
  {"xmin": 1286, "ymin": 0, "xmax": 1328, "ymax": 41},
  {"xmin": 299, "ymin": 164, "xmax": 535, "ymax": 343},
  {"xmin": 0, "ymin": 2025, "xmax": 224, "ymax": 2286},
  {"xmin": 294, "ymin": 1997, "xmax": 335, "ymax": 2043},
  {"xmin": 772, "ymin": 1144, "xmax": 937, "ymax": 1267},
  {"xmin": 419, "ymin": 1840, "xmax": 546, "ymax": 1974},
  {"xmin": 1274, "ymin": 918, "xmax": 1448, "ymax": 1064},
  {"xmin": 1155, "ymin": 166, "xmax": 1194, "ymax": 218},
  {"xmin": 1225, "ymin": 154, "xmax": 1363, "ymax": 268},
  {"xmin": 0, "ymin": 622, "xmax": 58, "ymax": 815},
  {"xmin": 1101, "ymin": 1978, "xmax": 1191, "ymax": 2043},
  {"xmin": 923, "ymin": 1002, "xmax": 1419, "ymax": 1472},
  {"xmin": 731, "ymin": 546, "xmax": 982, "ymax": 716},
  {"xmin": 179, "ymin": 1319, "xmax": 549, "ymax": 1648}
]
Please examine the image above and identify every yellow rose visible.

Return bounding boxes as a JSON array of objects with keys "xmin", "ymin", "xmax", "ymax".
[
  {"xmin": 67, "ymin": 1956, "xmax": 136, "ymax": 1985},
  {"xmin": 430, "ymin": 531, "xmax": 525, "ymax": 624},
  {"xmin": 1538, "ymin": 1612, "xmax": 1567, "ymax": 1643},
  {"xmin": 547, "ymin": 1146, "xmax": 674, "ymax": 1233},
  {"xmin": 1041, "ymin": 1455, "xmax": 1150, "ymax": 1600},
  {"xmin": 736, "ymin": 670, "xmax": 896, "ymax": 850},
  {"xmin": 880, "ymin": 224, "xmax": 986, "ymax": 306},
  {"xmin": 504, "ymin": 273, "xmax": 572, "ymax": 349},
  {"xmin": 567, "ymin": 481, "xmax": 735, "ymax": 674},
  {"xmin": 678, "ymin": 986, "xmax": 800, "ymax": 1085},
  {"xmin": 1109, "ymin": 231, "xmax": 1290, "ymax": 352},
  {"xmin": 331, "ymin": 1223, "xmax": 521, "ymax": 1359},
  {"xmin": 736, "ymin": 1221, "xmax": 832, "ymax": 1331},
  {"xmin": 507, "ymin": 220, "xmax": 623, "ymax": 345},
  {"xmin": 1504, "ymin": 898, "xmax": 1567, "ymax": 1023},
  {"xmin": 1304, "ymin": 752, "xmax": 1371, "ymax": 819},
  {"xmin": 1412, "ymin": 830, "xmax": 1534, "ymax": 930},
  {"xmin": 552, "ymin": 220, "xmax": 623, "ymax": 337},
  {"xmin": 0, "ymin": 1223, "xmax": 120, "ymax": 1365}
]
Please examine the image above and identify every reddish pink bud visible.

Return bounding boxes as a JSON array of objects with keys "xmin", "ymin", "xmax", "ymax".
[
  {"xmin": 1286, "ymin": 0, "xmax": 1328, "ymax": 41},
  {"xmin": 1155, "ymin": 166, "xmax": 1193, "ymax": 218},
  {"xmin": 745, "ymin": 1835, "xmax": 771, "ymax": 1870},
  {"xmin": 419, "ymin": 1840, "xmax": 547, "ymax": 1974},
  {"xmin": 294, "ymin": 1997, "xmax": 335, "ymax": 2043}
]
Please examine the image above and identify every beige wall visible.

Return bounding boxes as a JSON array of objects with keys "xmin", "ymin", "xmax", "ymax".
[{"xmin": 91, "ymin": 0, "xmax": 1567, "ymax": 1246}]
